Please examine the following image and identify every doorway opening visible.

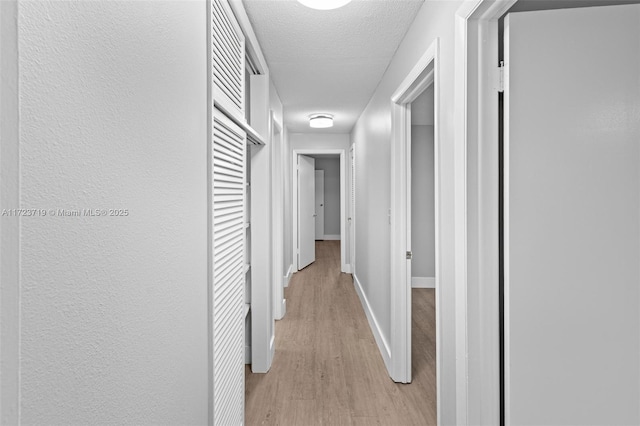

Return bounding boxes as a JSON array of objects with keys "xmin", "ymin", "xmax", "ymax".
[
  {"xmin": 409, "ymin": 83, "xmax": 437, "ymax": 418},
  {"xmin": 389, "ymin": 37, "xmax": 441, "ymax": 420},
  {"xmin": 292, "ymin": 149, "xmax": 349, "ymax": 274},
  {"xmin": 312, "ymin": 154, "xmax": 341, "ymax": 242}
]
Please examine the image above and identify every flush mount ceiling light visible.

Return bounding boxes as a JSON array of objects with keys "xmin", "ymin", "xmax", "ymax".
[
  {"xmin": 297, "ymin": 0, "xmax": 352, "ymax": 10},
  {"xmin": 309, "ymin": 113, "xmax": 334, "ymax": 128}
]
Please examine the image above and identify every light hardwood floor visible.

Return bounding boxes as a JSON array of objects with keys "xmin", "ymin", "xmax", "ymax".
[{"xmin": 245, "ymin": 240, "xmax": 436, "ymax": 425}]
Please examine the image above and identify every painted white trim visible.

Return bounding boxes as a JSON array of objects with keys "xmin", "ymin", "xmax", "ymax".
[
  {"xmin": 314, "ymin": 170, "xmax": 325, "ymax": 240},
  {"xmin": 349, "ymin": 145, "xmax": 356, "ymax": 276},
  {"xmin": 292, "ymin": 149, "xmax": 349, "ymax": 273},
  {"xmin": 353, "ymin": 274, "xmax": 391, "ymax": 371},
  {"xmin": 453, "ymin": 1, "xmax": 517, "ymax": 424},
  {"xmin": 271, "ymin": 111, "xmax": 285, "ymax": 321},
  {"xmin": 244, "ymin": 345, "xmax": 251, "ymax": 364},
  {"xmin": 411, "ymin": 277, "xmax": 436, "ymax": 289},
  {"xmin": 269, "ymin": 334, "xmax": 275, "ymax": 363},
  {"xmin": 249, "ymin": 75, "xmax": 274, "ymax": 374},
  {"xmin": 390, "ymin": 40, "xmax": 441, "ymax": 404},
  {"xmin": 322, "ymin": 234, "xmax": 340, "ymax": 241},
  {"xmin": 283, "ymin": 264, "xmax": 293, "ymax": 288},
  {"xmin": 284, "ymin": 265, "xmax": 293, "ymax": 287}
]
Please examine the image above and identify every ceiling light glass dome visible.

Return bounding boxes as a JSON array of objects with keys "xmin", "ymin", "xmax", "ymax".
[
  {"xmin": 297, "ymin": 0, "xmax": 352, "ymax": 11},
  {"xmin": 309, "ymin": 114, "xmax": 334, "ymax": 128}
]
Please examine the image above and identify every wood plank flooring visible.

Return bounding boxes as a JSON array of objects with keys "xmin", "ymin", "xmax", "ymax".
[{"xmin": 245, "ymin": 241, "xmax": 436, "ymax": 425}]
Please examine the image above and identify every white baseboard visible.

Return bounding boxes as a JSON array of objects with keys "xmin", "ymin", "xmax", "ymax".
[
  {"xmin": 322, "ymin": 234, "xmax": 340, "ymax": 240},
  {"xmin": 343, "ymin": 264, "xmax": 352, "ymax": 274},
  {"xmin": 284, "ymin": 264, "xmax": 293, "ymax": 288},
  {"xmin": 279, "ymin": 299, "xmax": 286, "ymax": 319},
  {"xmin": 353, "ymin": 274, "xmax": 391, "ymax": 372},
  {"xmin": 245, "ymin": 345, "xmax": 251, "ymax": 364},
  {"xmin": 269, "ymin": 335, "xmax": 275, "ymax": 365},
  {"xmin": 412, "ymin": 276, "xmax": 436, "ymax": 288}
]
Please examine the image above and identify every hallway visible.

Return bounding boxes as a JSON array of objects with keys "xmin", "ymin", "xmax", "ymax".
[{"xmin": 245, "ymin": 241, "xmax": 436, "ymax": 425}]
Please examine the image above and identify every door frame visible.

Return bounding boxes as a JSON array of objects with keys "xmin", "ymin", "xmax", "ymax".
[
  {"xmin": 349, "ymin": 146, "xmax": 356, "ymax": 275},
  {"xmin": 292, "ymin": 149, "xmax": 348, "ymax": 273},
  {"xmin": 314, "ymin": 170, "xmax": 325, "ymax": 240},
  {"xmin": 271, "ymin": 111, "xmax": 285, "ymax": 320},
  {"xmin": 389, "ymin": 38, "xmax": 441, "ymax": 403},
  {"xmin": 453, "ymin": 1, "xmax": 517, "ymax": 424}
]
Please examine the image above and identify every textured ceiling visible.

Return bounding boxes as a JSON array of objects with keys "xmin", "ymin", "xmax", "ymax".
[{"xmin": 243, "ymin": 0, "xmax": 424, "ymax": 133}]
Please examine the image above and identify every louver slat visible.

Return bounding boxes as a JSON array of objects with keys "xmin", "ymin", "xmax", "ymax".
[
  {"xmin": 212, "ymin": 108, "xmax": 246, "ymax": 426},
  {"xmin": 212, "ymin": 0, "xmax": 244, "ymax": 118}
]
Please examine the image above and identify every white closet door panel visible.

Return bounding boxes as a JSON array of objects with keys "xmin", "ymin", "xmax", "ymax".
[
  {"xmin": 212, "ymin": 0, "xmax": 245, "ymax": 119},
  {"xmin": 212, "ymin": 108, "xmax": 246, "ymax": 426}
]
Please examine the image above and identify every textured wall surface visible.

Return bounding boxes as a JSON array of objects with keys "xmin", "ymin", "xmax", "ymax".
[
  {"xmin": 10, "ymin": 1, "xmax": 209, "ymax": 423},
  {"xmin": 314, "ymin": 158, "xmax": 341, "ymax": 236}
]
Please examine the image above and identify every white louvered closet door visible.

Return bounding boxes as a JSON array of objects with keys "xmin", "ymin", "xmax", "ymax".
[
  {"xmin": 212, "ymin": 109, "xmax": 246, "ymax": 426},
  {"xmin": 212, "ymin": 0, "xmax": 245, "ymax": 122}
]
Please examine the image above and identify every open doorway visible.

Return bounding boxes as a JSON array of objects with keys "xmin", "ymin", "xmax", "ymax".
[
  {"xmin": 389, "ymin": 37, "xmax": 441, "ymax": 419},
  {"xmin": 409, "ymin": 85, "xmax": 437, "ymax": 413},
  {"xmin": 292, "ymin": 149, "xmax": 349, "ymax": 274},
  {"xmin": 312, "ymin": 154, "xmax": 341, "ymax": 242}
]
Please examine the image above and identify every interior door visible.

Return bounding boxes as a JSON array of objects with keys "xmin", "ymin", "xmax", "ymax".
[
  {"xmin": 503, "ymin": 5, "xmax": 640, "ymax": 425},
  {"xmin": 298, "ymin": 155, "xmax": 316, "ymax": 269},
  {"xmin": 211, "ymin": 108, "xmax": 246, "ymax": 426},
  {"xmin": 315, "ymin": 170, "xmax": 325, "ymax": 240}
]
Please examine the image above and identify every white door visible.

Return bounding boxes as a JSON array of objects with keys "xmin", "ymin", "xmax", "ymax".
[
  {"xmin": 298, "ymin": 155, "xmax": 316, "ymax": 269},
  {"xmin": 212, "ymin": 108, "xmax": 246, "ymax": 426},
  {"xmin": 504, "ymin": 5, "xmax": 640, "ymax": 425},
  {"xmin": 315, "ymin": 170, "xmax": 325, "ymax": 240}
]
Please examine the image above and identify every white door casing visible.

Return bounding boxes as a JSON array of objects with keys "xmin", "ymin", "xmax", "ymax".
[
  {"xmin": 390, "ymin": 39, "xmax": 440, "ymax": 395},
  {"xmin": 350, "ymin": 146, "xmax": 356, "ymax": 274},
  {"xmin": 298, "ymin": 155, "xmax": 316, "ymax": 270},
  {"xmin": 453, "ymin": 1, "xmax": 517, "ymax": 423},
  {"xmin": 271, "ymin": 112, "xmax": 285, "ymax": 321},
  {"xmin": 315, "ymin": 170, "xmax": 325, "ymax": 240},
  {"xmin": 503, "ymin": 5, "xmax": 640, "ymax": 424}
]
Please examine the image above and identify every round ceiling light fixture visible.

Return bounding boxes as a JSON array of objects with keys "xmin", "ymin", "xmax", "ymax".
[
  {"xmin": 309, "ymin": 113, "xmax": 334, "ymax": 128},
  {"xmin": 297, "ymin": 0, "xmax": 352, "ymax": 10}
]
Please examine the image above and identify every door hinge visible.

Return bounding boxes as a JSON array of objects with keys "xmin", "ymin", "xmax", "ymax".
[
  {"xmin": 406, "ymin": 251, "xmax": 412, "ymax": 260},
  {"xmin": 498, "ymin": 61, "xmax": 505, "ymax": 93}
]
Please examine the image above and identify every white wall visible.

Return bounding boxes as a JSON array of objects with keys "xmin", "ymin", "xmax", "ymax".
[
  {"xmin": 350, "ymin": 1, "xmax": 464, "ymax": 423},
  {"xmin": 314, "ymin": 157, "xmax": 341, "ymax": 237},
  {"xmin": 1, "ymin": 1, "xmax": 208, "ymax": 423},
  {"xmin": 410, "ymin": 125, "xmax": 435, "ymax": 279}
]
